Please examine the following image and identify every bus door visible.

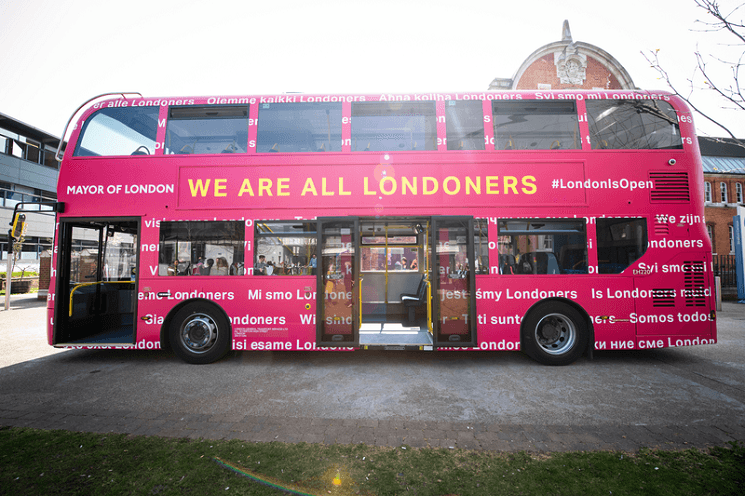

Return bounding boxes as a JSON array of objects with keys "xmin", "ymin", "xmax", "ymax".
[
  {"xmin": 54, "ymin": 218, "xmax": 139, "ymax": 346},
  {"xmin": 317, "ymin": 217, "xmax": 360, "ymax": 347},
  {"xmin": 432, "ymin": 216, "xmax": 477, "ymax": 348}
]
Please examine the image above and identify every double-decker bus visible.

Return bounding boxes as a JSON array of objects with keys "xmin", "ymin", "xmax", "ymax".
[{"xmin": 43, "ymin": 90, "xmax": 716, "ymax": 365}]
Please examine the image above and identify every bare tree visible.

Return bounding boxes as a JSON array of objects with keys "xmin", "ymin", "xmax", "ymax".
[{"xmin": 643, "ymin": 0, "xmax": 744, "ymax": 145}]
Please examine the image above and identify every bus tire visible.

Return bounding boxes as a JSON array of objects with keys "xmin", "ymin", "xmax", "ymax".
[
  {"xmin": 521, "ymin": 302, "xmax": 587, "ymax": 366},
  {"xmin": 169, "ymin": 302, "xmax": 230, "ymax": 364}
]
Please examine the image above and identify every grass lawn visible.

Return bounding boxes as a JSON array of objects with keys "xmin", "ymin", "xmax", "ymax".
[{"xmin": 0, "ymin": 426, "xmax": 742, "ymax": 495}]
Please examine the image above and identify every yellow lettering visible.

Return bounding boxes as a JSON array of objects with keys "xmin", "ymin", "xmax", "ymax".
[
  {"xmin": 301, "ymin": 178, "xmax": 318, "ymax": 196},
  {"xmin": 321, "ymin": 177, "xmax": 334, "ymax": 196},
  {"xmin": 238, "ymin": 178, "xmax": 254, "ymax": 197},
  {"xmin": 443, "ymin": 176, "xmax": 460, "ymax": 195},
  {"xmin": 363, "ymin": 177, "xmax": 377, "ymax": 195},
  {"xmin": 188, "ymin": 179, "xmax": 211, "ymax": 197},
  {"xmin": 277, "ymin": 178, "xmax": 290, "ymax": 196},
  {"xmin": 486, "ymin": 176, "xmax": 499, "ymax": 194},
  {"xmin": 504, "ymin": 176, "xmax": 518, "ymax": 194},
  {"xmin": 521, "ymin": 175, "xmax": 537, "ymax": 194},
  {"xmin": 380, "ymin": 176, "xmax": 397, "ymax": 195},
  {"xmin": 338, "ymin": 177, "xmax": 351, "ymax": 196},
  {"xmin": 259, "ymin": 178, "xmax": 273, "ymax": 196},
  {"xmin": 465, "ymin": 176, "xmax": 481, "ymax": 195},
  {"xmin": 402, "ymin": 177, "xmax": 417, "ymax": 195},
  {"xmin": 423, "ymin": 177, "xmax": 438, "ymax": 195},
  {"xmin": 214, "ymin": 179, "xmax": 227, "ymax": 197}
]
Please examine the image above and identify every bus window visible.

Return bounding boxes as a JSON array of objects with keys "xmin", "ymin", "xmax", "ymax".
[
  {"xmin": 74, "ymin": 107, "xmax": 159, "ymax": 157},
  {"xmin": 158, "ymin": 221, "xmax": 244, "ymax": 276},
  {"xmin": 351, "ymin": 101, "xmax": 437, "ymax": 152},
  {"xmin": 446, "ymin": 100, "xmax": 485, "ymax": 151},
  {"xmin": 596, "ymin": 218, "xmax": 648, "ymax": 274},
  {"xmin": 587, "ymin": 100, "xmax": 683, "ymax": 150},
  {"xmin": 257, "ymin": 103, "xmax": 342, "ymax": 153},
  {"xmin": 166, "ymin": 106, "xmax": 248, "ymax": 155},
  {"xmin": 497, "ymin": 219, "xmax": 587, "ymax": 274},
  {"xmin": 254, "ymin": 221, "xmax": 317, "ymax": 275},
  {"xmin": 492, "ymin": 101, "xmax": 580, "ymax": 150}
]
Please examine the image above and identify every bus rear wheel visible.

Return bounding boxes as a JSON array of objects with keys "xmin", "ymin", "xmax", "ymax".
[
  {"xmin": 522, "ymin": 302, "xmax": 587, "ymax": 366},
  {"xmin": 169, "ymin": 303, "xmax": 230, "ymax": 364}
]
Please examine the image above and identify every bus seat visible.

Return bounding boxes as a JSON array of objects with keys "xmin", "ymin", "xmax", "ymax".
[{"xmin": 400, "ymin": 275, "xmax": 427, "ymax": 325}]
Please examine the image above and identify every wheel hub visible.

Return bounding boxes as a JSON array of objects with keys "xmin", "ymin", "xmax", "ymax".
[
  {"xmin": 534, "ymin": 313, "xmax": 576, "ymax": 355},
  {"xmin": 180, "ymin": 314, "xmax": 217, "ymax": 352},
  {"xmin": 538, "ymin": 319, "xmax": 562, "ymax": 344}
]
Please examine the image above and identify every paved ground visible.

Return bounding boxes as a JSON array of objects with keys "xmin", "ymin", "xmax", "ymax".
[{"xmin": 1, "ymin": 294, "xmax": 744, "ymax": 452}]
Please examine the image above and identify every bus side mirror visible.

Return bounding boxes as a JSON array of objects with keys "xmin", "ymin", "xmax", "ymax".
[{"xmin": 11, "ymin": 213, "xmax": 26, "ymax": 239}]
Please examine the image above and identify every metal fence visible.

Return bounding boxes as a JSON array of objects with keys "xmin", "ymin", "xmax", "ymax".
[{"xmin": 713, "ymin": 255, "xmax": 738, "ymax": 288}]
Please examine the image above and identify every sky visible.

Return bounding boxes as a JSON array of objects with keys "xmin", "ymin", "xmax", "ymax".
[{"xmin": 0, "ymin": 0, "xmax": 743, "ymax": 140}]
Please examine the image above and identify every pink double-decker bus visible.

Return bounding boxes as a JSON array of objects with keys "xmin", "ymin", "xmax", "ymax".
[{"xmin": 44, "ymin": 90, "xmax": 716, "ymax": 365}]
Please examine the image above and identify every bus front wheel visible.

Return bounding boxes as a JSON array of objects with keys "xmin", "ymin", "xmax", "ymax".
[
  {"xmin": 169, "ymin": 303, "xmax": 230, "ymax": 364},
  {"xmin": 521, "ymin": 302, "xmax": 588, "ymax": 366}
]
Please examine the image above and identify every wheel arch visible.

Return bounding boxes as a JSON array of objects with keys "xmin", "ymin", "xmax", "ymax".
[
  {"xmin": 520, "ymin": 297, "xmax": 595, "ymax": 357},
  {"xmin": 159, "ymin": 298, "xmax": 233, "ymax": 351}
]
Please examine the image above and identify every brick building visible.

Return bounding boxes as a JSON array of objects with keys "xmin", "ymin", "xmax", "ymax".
[
  {"xmin": 489, "ymin": 20, "xmax": 636, "ymax": 91},
  {"xmin": 489, "ymin": 20, "xmax": 745, "ymax": 289},
  {"xmin": 699, "ymin": 137, "xmax": 745, "ymax": 256}
]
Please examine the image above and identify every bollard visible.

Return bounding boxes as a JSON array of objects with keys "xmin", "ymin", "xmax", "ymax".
[{"xmin": 715, "ymin": 276, "xmax": 722, "ymax": 311}]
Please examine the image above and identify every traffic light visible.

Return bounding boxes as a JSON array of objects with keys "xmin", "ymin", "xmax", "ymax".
[{"xmin": 11, "ymin": 213, "xmax": 25, "ymax": 239}]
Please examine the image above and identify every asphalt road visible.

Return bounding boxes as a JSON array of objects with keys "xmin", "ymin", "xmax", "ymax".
[{"xmin": 1, "ymin": 294, "xmax": 744, "ymax": 451}]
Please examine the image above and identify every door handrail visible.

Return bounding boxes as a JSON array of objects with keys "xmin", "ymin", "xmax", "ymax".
[{"xmin": 69, "ymin": 280, "xmax": 134, "ymax": 317}]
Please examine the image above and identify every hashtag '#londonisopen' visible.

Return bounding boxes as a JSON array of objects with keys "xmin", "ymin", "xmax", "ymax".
[{"xmin": 552, "ymin": 179, "xmax": 559, "ymax": 188}]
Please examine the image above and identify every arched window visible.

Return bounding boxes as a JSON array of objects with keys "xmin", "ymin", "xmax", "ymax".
[
  {"xmin": 736, "ymin": 183, "xmax": 743, "ymax": 204},
  {"xmin": 720, "ymin": 182, "xmax": 728, "ymax": 203},
  {"xmin": 704, "ymin": 182, "xmax": 712, "ymax": 202}
]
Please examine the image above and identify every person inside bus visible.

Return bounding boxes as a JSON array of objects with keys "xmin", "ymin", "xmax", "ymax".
[
  {"xmin": 409, "ymin": 257, "xmax": 418, "ymax": 270},
  {"xmin": 168, "ymin": 260, "xmax": 179, "ymax": 276},
  {"xmin": 255, "ymin": 255, "xmax": 267, "ymax": 275},
  {"xmin": 401, "ymin": 257, "xmax": 408, "ymax": 270},
  {"xmin": 230, "ymin": 261, "xmax": 243, "ymax": 276},
  {"xmin": 192, "ymin": 257, "xmax": 205, "ymax": 275},
  {"xmin": 309, "ymin": 254, "xmax": 317, "ymax": 275},
  {"xmin": 202, "ymin": 258, "xmax": 214, "ymax": 276},
  {"xmin": 213, "ymin": 257, "xmax": 229, "ymax": 276}
]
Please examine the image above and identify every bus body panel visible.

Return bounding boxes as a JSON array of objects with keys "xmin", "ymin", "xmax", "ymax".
[{"xmin": 47, "ymin": 90, "xmax": 716, "ymax": 363}]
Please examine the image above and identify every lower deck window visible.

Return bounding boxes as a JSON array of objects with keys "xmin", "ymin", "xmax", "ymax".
[
  {"xmin": 497, "ymin": 219, "xmax": 587, "ymax": 274},
  {"xmin": 159, "ymin": 221, "xmax": 244, "ymax": 276},
  {"xmin": 596, "ymin": 218, "xmax": 647, "ymax": 273},
  {"xmin": 254, "ymin": 221, "xmax": 317, "ymax": 275}
]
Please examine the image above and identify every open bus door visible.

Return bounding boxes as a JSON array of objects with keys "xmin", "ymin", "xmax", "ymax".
[
  {"xmin": 53, "ymin": 218, "xmax": 139, "ymax": 346},
  {"xmin": 432, "ymin": 216, "xmax": 477, "ymax": 348},
  {"xmin": 317, "ymin": 217, "xmax": 360, "ymax": 347}
]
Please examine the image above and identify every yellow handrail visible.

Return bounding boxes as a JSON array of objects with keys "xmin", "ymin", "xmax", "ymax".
[
  {"xmin": 358, "ymin": 277, "xmax": 363, "ymax": 327},
  {"xmin": 69, "ymin": 280, "xmax": 134, "ymax": 317}
]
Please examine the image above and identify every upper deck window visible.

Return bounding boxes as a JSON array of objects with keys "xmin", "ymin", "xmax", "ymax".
[
  {"xmin": 446, "ymin": 101, "xmax": 485, "ymax": 151},
  {"xmin": 74, "ymin": 107, "xmax": 159, "ymax": 157},
  {"xmin": 166, "ymin": 106, "xmax": 248, "ymax": 155},
  {"xmin": 256, "ymin": 102, "xmax": 342, "ymax": 153},
  {"xmin": 492, "ymin": 101, "xmax": 580, "ymax": 150},
  {"xmin": 351, "ymin": 102, "xmax": 436, "ymax": 152},
  {"xmin": 587, "ymin": 100, "xmax": 683, "ymax": 149}
]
